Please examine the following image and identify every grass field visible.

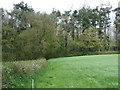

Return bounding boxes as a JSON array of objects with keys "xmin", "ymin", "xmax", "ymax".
[
  {"xmin": 34, "ymin": 54, "xmax": 118, "ymax": 88},
  {"xmin": 3, "ymin": 54, "xmax": 118, "ymax": 88}
]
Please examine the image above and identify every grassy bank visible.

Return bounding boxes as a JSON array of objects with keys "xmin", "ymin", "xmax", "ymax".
[
  {"xmin": 2, "ymin": 54, "xmax": 118, "ymax": 88},
  {"xmin": 2, "ymin": 59, "xmax": 46, "ymax": 88}
]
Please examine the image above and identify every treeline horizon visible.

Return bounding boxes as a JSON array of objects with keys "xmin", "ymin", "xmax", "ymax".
[{"xmin": 1, "ymin": 1, "xmax": 119, "ymax": 61}]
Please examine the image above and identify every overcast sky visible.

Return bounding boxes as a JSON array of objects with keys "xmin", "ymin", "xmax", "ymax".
[
  {"xmin": 0, "ymin": 0, "xmax": 119, "ymax": 13},
  {"xmin": 0, "ymin": 0, "xmax": 120, "ymax": 25}
]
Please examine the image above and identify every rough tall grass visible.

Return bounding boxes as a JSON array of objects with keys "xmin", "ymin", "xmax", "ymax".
[{"xmin": 2, "ymin": 59, "xmax": 46, "ymax": 88}]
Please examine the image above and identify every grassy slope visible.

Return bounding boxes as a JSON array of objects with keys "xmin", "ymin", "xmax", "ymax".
[
  {"xmin": 2, "ymin": 59, "xmax": 46, "ymax": 88},
  {"xmin": 34, "ymin": 54, "xmax": 118, "ymax": 88}
]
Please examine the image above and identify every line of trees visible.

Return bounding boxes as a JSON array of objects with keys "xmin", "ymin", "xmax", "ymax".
[
  {"xmin": 1, "ymin": 2, "xmax": 118, "ymax": 61},
  {"xmin": 113, "ymin": 6, "xmax": 120, "ymax": 51}
]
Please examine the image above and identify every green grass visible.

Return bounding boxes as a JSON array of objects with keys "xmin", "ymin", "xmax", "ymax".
[
  {"xmin": 3, "ymin": 54, "xmax": 118, "ymax": 88},
  {"xmin": 2, "ymin": 59, "xmax": 46, "ymax": 88},
  {"xmin": 34, "ymin": 54, "xmax": 118, "ymax": 88}
]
